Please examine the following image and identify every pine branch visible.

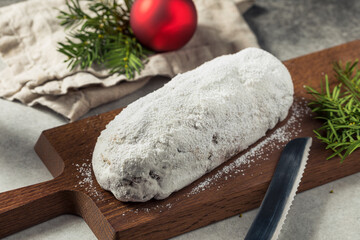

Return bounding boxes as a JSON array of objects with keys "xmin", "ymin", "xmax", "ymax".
[
  {"xmin": 57, "ymin": 0, "xmax": 151, "ymax": 78},
  {"xmin": 305, "ymin": 60, "xmax": 360, "ymax": 162}
]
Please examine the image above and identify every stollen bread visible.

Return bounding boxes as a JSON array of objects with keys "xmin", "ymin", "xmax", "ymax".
[{"xmin": 92, "ymin": 48, "xmax": 294, "ymax": 202}]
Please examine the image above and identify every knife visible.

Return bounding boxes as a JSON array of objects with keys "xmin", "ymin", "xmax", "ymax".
[{"xmin": 244, "ymin": 137, "xmax": 312, "ymax": 240}]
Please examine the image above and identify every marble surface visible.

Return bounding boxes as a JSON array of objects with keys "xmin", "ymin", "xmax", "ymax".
[{"xmin": 1, "ymin": 0, "xmax": 360, "ymax": 239}]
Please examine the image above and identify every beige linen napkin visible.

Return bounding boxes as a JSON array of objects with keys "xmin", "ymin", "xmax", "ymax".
[{"xmin": 0, "ymin": 0, "xmax": 258, "ymax": 121}]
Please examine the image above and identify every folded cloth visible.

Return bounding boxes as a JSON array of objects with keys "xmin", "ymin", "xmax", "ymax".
[{"xmin": 0, "ymin": 0, "xmax": 258, "ymax": 121}]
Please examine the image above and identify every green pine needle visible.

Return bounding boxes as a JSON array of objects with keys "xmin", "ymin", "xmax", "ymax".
[
  {"xmin": 305, "ymin": 60, "xmax": 360, "ymax": 162},
  {"xmin": 57, "ymin": 0, "xmax": 151, "ymax": 79}
]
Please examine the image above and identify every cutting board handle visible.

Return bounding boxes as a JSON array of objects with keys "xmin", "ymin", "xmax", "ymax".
[{"xmin": 0, "ymin": 178, "xmax": 72, "ymax": 238}]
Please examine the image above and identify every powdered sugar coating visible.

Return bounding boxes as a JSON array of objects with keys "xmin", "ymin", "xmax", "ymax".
[{"xmin": 92, "ymin": 48, "xmax": 293, "ymax": 202}]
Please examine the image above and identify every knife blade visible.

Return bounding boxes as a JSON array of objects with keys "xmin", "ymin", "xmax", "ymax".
[{"xmin": 244, "ymin": 137, "xmax": 312, "ymax": 240}]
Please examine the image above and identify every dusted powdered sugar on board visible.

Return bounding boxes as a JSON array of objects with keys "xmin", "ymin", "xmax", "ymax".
[{"xmin": 73, "ymin": 160, "xmax": 104, "ymax": 201}]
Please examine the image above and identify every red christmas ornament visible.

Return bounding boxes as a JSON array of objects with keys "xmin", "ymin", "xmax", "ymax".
[{"xmin": 130, "ymin": 0, "xmax": 197, "ymax": 52}]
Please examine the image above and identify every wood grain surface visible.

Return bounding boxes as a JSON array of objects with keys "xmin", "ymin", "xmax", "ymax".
[{"xmin": 1, "ymin": 40, "xmax": 360, "ymax": 240}]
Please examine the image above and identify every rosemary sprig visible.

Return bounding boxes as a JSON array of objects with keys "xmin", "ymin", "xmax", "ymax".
[
  {"xmin": 305, "ymin": 60, "xmax": 360, "ymax": 162},
  {"xmin": 57, "ymin": 0, "xmax": 151, "ymax": 78}
]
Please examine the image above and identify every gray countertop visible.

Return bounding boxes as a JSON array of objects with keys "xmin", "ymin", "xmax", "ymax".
[{"xmin": 1, "ymin": 0, "xmax": 360, "ymax": 239}]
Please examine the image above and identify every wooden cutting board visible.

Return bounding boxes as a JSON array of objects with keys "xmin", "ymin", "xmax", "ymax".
[{"xmin": 1, "ymin": 41, "xmax": 360, "ymax": 240}]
